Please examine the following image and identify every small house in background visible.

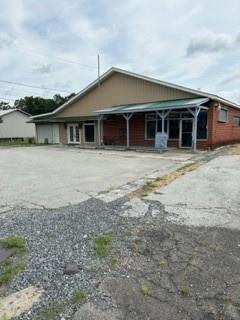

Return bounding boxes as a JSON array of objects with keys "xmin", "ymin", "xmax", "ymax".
[{"xmin": 0, "ymin": 109, "xmax": 35, "ymax": 141}]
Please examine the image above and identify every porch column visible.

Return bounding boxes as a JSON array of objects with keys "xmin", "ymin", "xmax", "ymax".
[
  {"xmin": 122, "ymin": 113, "xmax": 133, "ymax": 148},
  {"xmin": 97, "ymin": 115, "xmax": 103, "ymax": 146},
  {"xmin": 157, "ymin": 110, "xmax": 171, "ymax": 134},
  {"xmin": 188, "ymin": 107, "xmax": 200, "ymax": 152},
  {"xmin": 193, "ymin": 107, "xmax": 200, "ymax": 152}
]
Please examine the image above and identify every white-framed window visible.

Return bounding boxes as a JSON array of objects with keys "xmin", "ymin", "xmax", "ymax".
[
  {"xmin": 233, "ymin": 116, "xmax": 240, "ymax": 127},
  {"xmin": 218, "ymin": 108, "xmax": 228, "ymax": 122},
  {"xmin": 145, "ymin": 114, "xmax": 167, "ymax": 139}
]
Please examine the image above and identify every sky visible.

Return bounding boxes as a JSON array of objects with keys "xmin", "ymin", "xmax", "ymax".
[{"xmin": 0, "ymin": 0, "xmax": 240, "ymax": 104}]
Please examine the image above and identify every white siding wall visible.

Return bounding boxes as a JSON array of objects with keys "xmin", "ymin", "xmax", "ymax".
[{"xmin": 0, "ymin": 111, "xmax": 35, "ymax": 139}]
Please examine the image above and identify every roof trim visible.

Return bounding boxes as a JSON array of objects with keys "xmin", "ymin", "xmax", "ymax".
[
  {"xmin": 31, "ymin": 67, "xmax": 240, "ymax": 120},
  {"xmin": 0, "ymin": 108, "xmax": 31, "ymax": 117}
]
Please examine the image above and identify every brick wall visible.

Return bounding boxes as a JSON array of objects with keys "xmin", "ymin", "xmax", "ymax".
[
  {"xmin": 210, "ymin": 101, "xmax": 240, "ymax": 148},
  {"xmin": 102, "ymin": 103, "xmax": 240, "ymax": 149}
]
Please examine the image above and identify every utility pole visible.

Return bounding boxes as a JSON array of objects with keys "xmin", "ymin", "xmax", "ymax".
[{"xmin": 97, "ymin": 54, "xmax": 100, "ymax": 88}]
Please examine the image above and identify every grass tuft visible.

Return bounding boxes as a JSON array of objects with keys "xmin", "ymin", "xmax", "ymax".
[
  {"xmin": 0, "ymin": 261, "xmax": 26, "ymax": 286},
  {"xmin": 179, "ymin": 286, "xmax": 190, "ymax": 296},
  {"xmin": 94, "ymin": 233, "xmax": 113, "ymax": 257},
  {"xmin": 70, "ymin": 289, "xmax": 88, "ymax": 305},
  {"xmin": 90, "ymin": 265, "xmax": 102, "ymax": 273},
  {"xmin": 141, "ymin": 286, "xmax": 151, "ymax": 295},
  {"xmin": 0, "ymin": 236, "xmax": 27, "ymax": 253},
  {"xmin": 129, "ymin": 161, "xmax": 203, "ymax": 198}
]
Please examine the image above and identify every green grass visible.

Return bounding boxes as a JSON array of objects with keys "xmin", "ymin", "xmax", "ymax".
[
  {"xmin": 0, "ymin": 236, "xmax": 27, "ymax": 253},
  {"xmin": 141, "ymin": 286, "xmax": 151, "ymax": 296},
  {"xmin": 108, "ymin": 256, "xmax": 119, "ymax": 270},
  {"xmin": 0, "ymin": 314, "xmax": 9, "ymax": 320},
  {"xmin": 33, "ymin": 289, "xmax": 88, "ymax": 319},
  {"xmin": 0, "ymin": 261, "xmax": 26, "ymax": 286},
  {"xmin": 94, "ymin": 232, "xmax": 113, "ymax": 257},
  {"xmin": 0, "ymin": 236, "xmax": 27, "ymax": 286},
  {"xmin": 33, "ymin": 304, "xmax": 65, "ymax": 320},
  {"xmin": 70, "ymin": 289, "xmax": 88, "ymax": 305},
  {"xmin": 90, "ymin": 265, "xmax": 102, "ymax": 273}
]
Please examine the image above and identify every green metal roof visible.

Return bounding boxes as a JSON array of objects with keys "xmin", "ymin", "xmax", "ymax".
[{"xmin": 94, "ymin": 98, "xmax": 209, "ymax": 115}]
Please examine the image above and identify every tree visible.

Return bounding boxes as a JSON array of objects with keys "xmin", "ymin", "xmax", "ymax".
[{"xmin": 14, "ymin": 93, "xmax": 76, "ymax": 116}]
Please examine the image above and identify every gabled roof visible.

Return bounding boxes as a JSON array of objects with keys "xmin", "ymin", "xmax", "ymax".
[
  {"xmin": 32, "ymin": 67, "xmax": 240, "ymax": 120},
  {"xmin": 0, "ymin": 108, "xmax": 31, "ymax": 117}
]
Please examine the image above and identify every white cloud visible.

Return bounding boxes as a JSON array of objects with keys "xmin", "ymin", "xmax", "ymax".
[
  {"xmin": 186, "ymin": 31, "xmax": 239, "ymax": 56},
  {"xmin": 0, "ymin": 0, "xmax": 239, "ymax": 104}
]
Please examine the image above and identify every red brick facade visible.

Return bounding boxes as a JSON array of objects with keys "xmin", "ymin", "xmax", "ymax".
[
  {"xmin": 209, "ymin": 101, "xmax": 240, "ymax": 148},
  {"xmin": 102, "ymin": 100, "xmax": 240, "ymax": 150}
]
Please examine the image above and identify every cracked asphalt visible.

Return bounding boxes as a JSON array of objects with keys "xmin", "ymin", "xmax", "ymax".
[{"xmin": 0, "ymin": 146, "xmax": 240, "ymax": 320}]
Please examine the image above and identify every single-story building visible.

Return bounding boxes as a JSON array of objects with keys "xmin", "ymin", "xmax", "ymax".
[
  {"xmin": 0, "ymin": 109, "xmax": 35, "ymax": 141},
  {"xmin": 31, "ymin": 67, "xmax": 240, "ymax": 150}
]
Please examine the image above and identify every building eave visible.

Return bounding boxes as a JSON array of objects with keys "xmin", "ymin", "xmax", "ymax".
[{"xmin": 31, "ymin": 67, "xmax": 240, "ymax": 121}]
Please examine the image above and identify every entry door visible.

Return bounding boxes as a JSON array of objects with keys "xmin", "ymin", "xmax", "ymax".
[
  {"xmin": 181, "ymin": 119, "xmax": 193, "ymax": 148},
  {"xmin": 68, "ymin": 124, "xmax": 80, "ymax": 144},
  {"xmin": 84, "ymin": 123, "xmax": 95, "ymax": 143}
]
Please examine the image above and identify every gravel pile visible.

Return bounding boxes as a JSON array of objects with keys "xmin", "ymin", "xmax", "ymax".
[{"xmin": 0, "ymin": 196, "xmax": 160, "ymax": 319}]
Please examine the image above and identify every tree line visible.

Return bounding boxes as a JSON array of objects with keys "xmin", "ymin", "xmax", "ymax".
[{"xmin": 0, "ymin": 93, "xmax": 76, "ymax": 115}]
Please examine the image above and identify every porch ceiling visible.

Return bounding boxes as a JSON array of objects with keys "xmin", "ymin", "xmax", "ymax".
[{"xmin": 94, "ymin": 98, "xmax": 209, "ymax": 115}]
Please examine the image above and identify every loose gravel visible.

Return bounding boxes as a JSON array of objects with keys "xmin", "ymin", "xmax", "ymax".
[{"xmin": 0, "ymin": 196, "xmax": 162, "ymax": 319}]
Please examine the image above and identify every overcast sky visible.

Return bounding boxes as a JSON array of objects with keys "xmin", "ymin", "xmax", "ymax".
[{"xmin": 0, "ymin": 0, "xmax": 240, "ymax": 104}]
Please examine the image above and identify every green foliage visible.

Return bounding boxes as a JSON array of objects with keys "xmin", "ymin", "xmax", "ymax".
[
  {"xmin": 13, "ymin": 93, "xmax": 76, "ymax": 116},
  {"xmin": 90, "ymin": 265, "xmax": 102, "ymax": 273},
  {"xmin": 33, "ymin": 304, "xmax": 65, "ymax": 320},
  {"xmin": 0, "ymin": 236, "xmax": 27, "ymax": 253},
  {"xmin": 94, "ymin": 233, "xmax": 113, "ymax": 257},
  {"xmin": 0, "ymin": 260, "xmax": 26, "ymax": 286},
  {"xmin": 0, "ymin": 314, "xmax": 9, "ymax": 320},
  {"xmin": 141, "ymin": 286, "xmax": 151, "ymax": 295},
  {"xmin": 70, "ymin": 289, "xmax": 88, "ymax": 304}
]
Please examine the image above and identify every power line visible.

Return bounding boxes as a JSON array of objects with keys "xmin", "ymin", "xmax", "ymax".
[
  {"xmin": 0, "ymin": 85, "xmax": 54, "ymax": 97},
  {"xmin": 15, "ymin": 44, "xmax": 96, "ymax": 69},
  {"xmin": 0, "ymin": 79, "xmax": 71, "ymax": 93},
  {"xmin": 0, "ymin": 97, "xmax": 16, "ymax": 102}
]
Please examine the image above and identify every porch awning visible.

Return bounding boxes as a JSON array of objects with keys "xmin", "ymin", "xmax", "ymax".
[{"xmin": 94, "ymin": 98, "xmax": 209, "ymax": 115}]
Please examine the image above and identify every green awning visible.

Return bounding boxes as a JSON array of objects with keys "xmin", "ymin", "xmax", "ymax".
[{"xmin": 94, "ymin": 98, "xmax": 209, "ymax": 115}]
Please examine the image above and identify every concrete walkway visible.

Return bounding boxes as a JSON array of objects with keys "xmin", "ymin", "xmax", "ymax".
[{"xmin": 147, "ymin": 154, "xmax": 240, "ymax": 230}]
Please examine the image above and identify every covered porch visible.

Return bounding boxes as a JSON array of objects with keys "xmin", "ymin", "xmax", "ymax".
[{"xmin": 94, "ymin": 98, "xmax": 210, "ymax": 151}]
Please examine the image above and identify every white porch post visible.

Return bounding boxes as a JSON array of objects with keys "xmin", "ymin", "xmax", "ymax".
[
  {"xmin": 157, "ymin": 110, "xmax": 171, "ymax": 134},
  {"xmin": 122, "ymin": 113, "xmax": 133, "ymax": 148},
  {"xmin": 188, "ymin": 107, "xmax": 200, "ymax": 152},
  {"xmin": 97, "ymin": 115, "xmax": 103, "ymax": 146}
]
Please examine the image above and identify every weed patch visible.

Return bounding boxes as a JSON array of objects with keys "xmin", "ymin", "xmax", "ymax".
[
  {"xmin": 94, "ymin": 233, "xmax": 113, "ymax": 257},
  {"xmin": 141, "ymin": 286, "xmax": 151, "ymax": 295},
  {"xmin": 130, "ymin": 161, "xmax": 204, "ymax": 197},
  {"xmin": 0, "ymin": 236, "xmax": 27, "ymax": 253},
  {"xmin": 70, "ymin": 289, "xmax": 88, "ymax": 305}
]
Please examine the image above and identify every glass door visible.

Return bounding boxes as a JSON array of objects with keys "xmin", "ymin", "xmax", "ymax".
[
  {"xmin": 181, "ymin": 119, "xmax": 193, "ymax": 148},
  {"xmin": 67, "ymin": 124, "xmax": 80, "ymax": 144}
]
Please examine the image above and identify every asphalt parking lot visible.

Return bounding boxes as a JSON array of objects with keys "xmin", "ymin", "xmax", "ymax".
[
  {"xmin": 1, "ymin": 145, "xmax": 240, "ymax": 320},
  {"xmin": 0, "ymin": 146, "xmax": 181, "ymax": 211}
]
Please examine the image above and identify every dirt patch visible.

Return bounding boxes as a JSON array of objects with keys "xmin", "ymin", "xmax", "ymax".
[
  {"xmin": 129, "ymin": 161, "xmax": 205, "ymax": 198},
  {"xmin": 97, "ymin": 223, "xmax": 240, "ymax": 320},
  {"xmin": 226, "ymin": 144, "xmax": 240, "ymax": 155},
  {"xmin": 0, "ymin": 286, "xmax": 44, "ymax": 318}
]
